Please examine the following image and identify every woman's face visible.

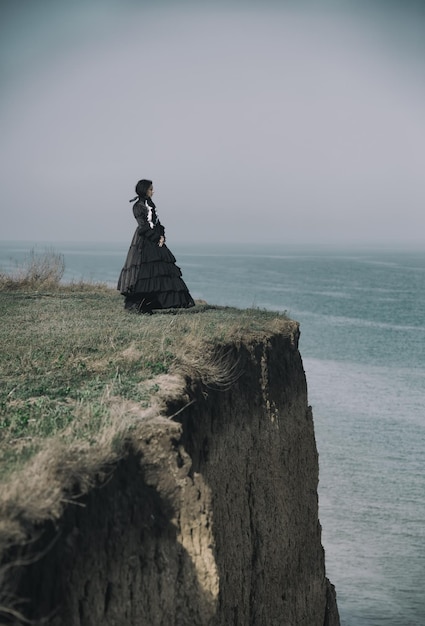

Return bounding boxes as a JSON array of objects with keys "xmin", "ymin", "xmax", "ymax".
[{"xmin": 146, "ymin": 185, "xmax": 154, "ymax": 198}]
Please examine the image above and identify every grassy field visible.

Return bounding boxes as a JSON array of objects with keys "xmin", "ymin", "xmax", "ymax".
[{"xmin": 0, "ymin": 279, "xmax": 291, "ymax": 481}]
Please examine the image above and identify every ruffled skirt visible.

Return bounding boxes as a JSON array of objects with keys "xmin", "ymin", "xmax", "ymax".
[{"xmin": 117, "ymin": 231, "xmax": 195, "ymax": 311}]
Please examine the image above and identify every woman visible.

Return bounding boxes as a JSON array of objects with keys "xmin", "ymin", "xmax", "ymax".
[{"xmin": 118, "ymin": 179, "xmax": 195, "ymax": 313}]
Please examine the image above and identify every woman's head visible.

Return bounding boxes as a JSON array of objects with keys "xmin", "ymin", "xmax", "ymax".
[{"xmin": 135, "ymin": 179, "xmax": 153, "ymax": 199}]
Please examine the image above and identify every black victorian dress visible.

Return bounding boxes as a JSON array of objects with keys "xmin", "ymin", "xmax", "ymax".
[{"xmin": 117, "ymin": 198, "xmax": 195, "ymax": 313}]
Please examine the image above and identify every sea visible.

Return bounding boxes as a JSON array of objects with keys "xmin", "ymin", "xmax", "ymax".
[{"xmin": 1, "ymin": 240, "xmax": 424, "ymax": 626}]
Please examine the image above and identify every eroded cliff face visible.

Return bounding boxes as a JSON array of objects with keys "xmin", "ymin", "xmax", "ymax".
[{"xmin": 1, "ymin": 325, "xmax": 339, "ymax": 626}]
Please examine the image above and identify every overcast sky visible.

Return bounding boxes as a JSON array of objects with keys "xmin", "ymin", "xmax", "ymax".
[{"xmin": 1, "ymin": 0, "xmax": 424, "ymax": 246}]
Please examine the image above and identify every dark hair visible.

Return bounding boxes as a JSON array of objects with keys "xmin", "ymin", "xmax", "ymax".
[{"xmin": 135, "ymin": 179, "xmax": 153, "ymax": 199}]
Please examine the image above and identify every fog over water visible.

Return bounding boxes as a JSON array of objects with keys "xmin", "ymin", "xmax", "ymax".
[{"xmin": 1, "ymin": 0, "xmax": 424, "ymax": 246}]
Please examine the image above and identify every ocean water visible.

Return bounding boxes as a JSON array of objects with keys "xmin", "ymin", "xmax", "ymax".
[{"xmin": 1, "ymin": 240, "xmax": 424, "ymax": 626}]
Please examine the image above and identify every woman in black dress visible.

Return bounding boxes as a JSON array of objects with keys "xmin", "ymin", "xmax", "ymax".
[{"xmin": 118, "ymin": 179, "xmax": 195, "ymax": 313}]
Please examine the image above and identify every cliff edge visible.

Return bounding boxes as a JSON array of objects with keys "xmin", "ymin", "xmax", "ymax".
[{"xmin": 0, "ymin": 319, "xmax": 339, "ymax": 625}]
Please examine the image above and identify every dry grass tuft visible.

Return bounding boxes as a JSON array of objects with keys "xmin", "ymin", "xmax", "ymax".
[
  {"xmin": 0, "ymin": 439, "xmax": 118, "ymax": 549},
  {"xmin": 0, "ymin": 248, "xmax": 65, "ymax": 291}
]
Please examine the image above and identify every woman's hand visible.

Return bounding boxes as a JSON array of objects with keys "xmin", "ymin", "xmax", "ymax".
[{"xmin": 158, "ymin": 235, "xmax": 165, "ymax": 247}]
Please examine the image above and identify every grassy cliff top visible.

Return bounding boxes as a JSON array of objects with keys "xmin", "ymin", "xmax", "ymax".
[{"xmin": 0, "ymin": 285, "xmax": 294, "ymax": 481}]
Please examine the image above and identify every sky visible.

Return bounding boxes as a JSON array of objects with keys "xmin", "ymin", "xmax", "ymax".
[{"xmin": 1, "ymin": 0, "xmax": 424, "ymax": 246}]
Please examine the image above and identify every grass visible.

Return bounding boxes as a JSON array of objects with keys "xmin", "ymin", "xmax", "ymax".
[
  {"xmin": 0, "ymin": 249, "xmax": 292, "ymax": 483},
  {"xmin": 0, "ymin": 287, "xmax": 291, "ymax": 478}
]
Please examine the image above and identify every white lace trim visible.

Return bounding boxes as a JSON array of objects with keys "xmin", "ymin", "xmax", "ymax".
[{"xmin": 145, "ymin": 201, "xmax": 155, "ymax": 229}]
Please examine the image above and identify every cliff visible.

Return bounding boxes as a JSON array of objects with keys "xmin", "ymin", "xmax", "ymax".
[{"xmin": 0, "ymin": 320, "xmax": 339, "ymax": 625}]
